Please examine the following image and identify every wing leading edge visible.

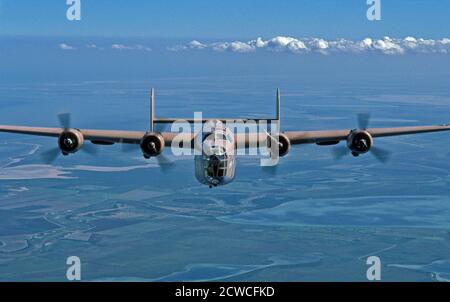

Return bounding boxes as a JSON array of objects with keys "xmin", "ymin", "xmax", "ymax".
[
  {"xmin": 1, "ymin": 124, "xmax": 450, "ymax": 149},
  {"xmin": 0, "ymin": 125, "xmax": 193, "ymax": 147},
  {"xmin": 284, "ymin": 124, "xmax": 450, "ymax": 145}
]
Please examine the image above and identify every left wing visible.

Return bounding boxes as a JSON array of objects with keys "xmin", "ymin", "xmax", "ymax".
[
  {"xmin": 0, "ymin": 125, "xmax": 145, "ymax": 144},
  {"xmin": 0, "ymin": 125, "xmax": 63, "ymax": 138},
  {"xmin": 0, "ymin": 125, "xmax": 196, "ymax": 147}
]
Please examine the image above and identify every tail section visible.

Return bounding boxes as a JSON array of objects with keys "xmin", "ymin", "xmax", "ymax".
[
  {"xmin": 148, "ymin": 87, "xmax": 281, "ymax": 128},
  {"xmin": 150, "ymin": 88, "xmax": 155, "ymax": 132},
  {"xmin": 276, "ymin": 88, "xmax": 281, "ymax": 131}
]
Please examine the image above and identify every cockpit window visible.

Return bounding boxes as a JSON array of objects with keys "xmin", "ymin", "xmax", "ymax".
[
  {"xmin": 206, "ymin": 155, "xmax": 228, "ymax": 178},
  {"xmin": 222, "ymin": 134, "xmax": 229, "ymax": 141}
]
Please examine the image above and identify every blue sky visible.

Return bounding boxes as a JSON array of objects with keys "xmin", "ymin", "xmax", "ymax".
[
  {"xmin": 0, "ymin": 0, "xmax": 449, "ymax": 39},
  {"xmin": 1, "ymin": 1, "xmax": 450, "ymax": 85}
]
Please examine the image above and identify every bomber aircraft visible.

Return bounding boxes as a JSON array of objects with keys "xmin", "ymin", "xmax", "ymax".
[{"xmin": 1, "ymin": 88, "xmax": 450, "ymax": 188}]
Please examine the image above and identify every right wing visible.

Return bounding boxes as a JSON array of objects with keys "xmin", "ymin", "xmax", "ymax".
[
  {"xmin": 233, "ymin": 124, "xmax": 450, "ymax": 149},
  {"xmin": 284, "ymin": 125, "xmax": 450, "ymax": 145}
]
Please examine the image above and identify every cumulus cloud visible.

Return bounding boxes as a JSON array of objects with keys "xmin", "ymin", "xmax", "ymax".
[
  {"xmin": 189, "ymin": 40, "xmax": 207, "ymax": 49},
  {"xmin": 169, "ymin": 36, "xmax": 450, "ymax": 55},
  {"xmin": 58, "ymin": 43, "xmax": 76, "ymax": 50},
  {"xmin": 111, "ymin": 44, "xmax": 151, "ymax": 51},
  {"xmin": 167, "ymin": 40, "xmax": 208, "ymax": 51}
]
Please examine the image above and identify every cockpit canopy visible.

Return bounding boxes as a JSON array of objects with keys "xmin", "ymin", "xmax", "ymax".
[
  {"xmin": 206, "ymin": 154, "xmax": 228, "ymax": 178},
  {"xmin": 194, "ymin": 152, "xmax": 236, "ymax": 187}
]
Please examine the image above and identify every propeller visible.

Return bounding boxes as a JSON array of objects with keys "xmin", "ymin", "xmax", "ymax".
[
  {"xmin": 155, "ymin": 154, "xmax": 175, "ymax": 173},
  {"xmin": 120, "ymin": 86, "xmax": 174, "ymax": 172},
  {"xmin": 357, "ymin": 112, "xmax": 370, "ymax": 130},
  {"xmin": 331, "ymin": 145, "xmax": 349, "ymax": 160},
  {"xmin": 40, "ymin": 142, "xmax": 98, "ymax": 164},
  {"xmin": 58, "ymin": 112, "xmax": 71, "ymax": 130},
  {"xmin": 40, "ymin": 112, "xmax": 98, "ymax": 164},
  {"xmin": 120, "ymin": 142, "xmax": 174, "ymax": 173},
  {"xmin": 371, "ymin": 146, "xmax": 391, "ymax": 163},
  {"xmin": 40, "ymin": 147, "xmax": 61, "ymax": 164},
  {"xmin": 332, "ymin": 113, "xmax": 391, "ymax": 163},
  {"xmin": 260, "ymin": 130, "xmax": 280, "ymax": 175}
]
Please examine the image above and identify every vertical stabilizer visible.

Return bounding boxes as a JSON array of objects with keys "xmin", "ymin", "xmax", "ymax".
[
  {"xmin": 276, "ymin": 88, "xmax": 281, "ymax": 131},
  {"xmin": 150, "ymin": 88, "xmax": 155, "ymax": 132}
]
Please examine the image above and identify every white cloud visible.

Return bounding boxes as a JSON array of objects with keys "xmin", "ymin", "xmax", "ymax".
[
  {"xmin": 372, "ymin": 36, "xmax": 405, "ymax": 55},
  {"xmin": 307, "ymin": 38, "xmax": 329, "ymax": 54},
  {"xmin": 169, "ymin": 36, "xmax": 450, "ymax": 55},
  {"xmin": 266, "ymin": 36, "xmax": 308, "ymax": 53},
  {"xmin": 189, "ymin": 40, "xmax": 207, "ymax": 49},
  {"xmin": 111, "ymin": 44, "xmax": 131, "ymax": 50},
  {"xmin": 403, "ymin": 36, "xmax": 418, "ymax": 49},
  {"xmin": 310, "ymin": 38, "xmax": 329, "ymax": 50},
  {"xmin": 167, "ymin": 40, "xmax": 207, "ymax": 51},
  {"xmin": 111, "ymin": 44, "xmax": 151, "ymax": 51},
  {"xmin": 167, "ymin": 45, "xmax": 187, "ymax": 51},
  {"xmin": 58, "ymin": 43, "xmax": 76, "ymax": 50},
  {"xmin": 361, "ymin": 38, "xmax": 373, "ymax": 48}
]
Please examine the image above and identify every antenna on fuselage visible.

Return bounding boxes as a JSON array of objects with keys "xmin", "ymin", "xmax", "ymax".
[
  {"xmin": 276, "ymin": 88, "xmax": 281, "ymax": 131},
  {"xmin": 150, "ymin": 88, "xmax": 155, "ymax": 132}
]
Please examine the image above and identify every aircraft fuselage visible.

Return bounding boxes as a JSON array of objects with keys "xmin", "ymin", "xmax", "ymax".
[{"xmin": 194, "ymin": 120, "xmax": 236, "ymax": 188}]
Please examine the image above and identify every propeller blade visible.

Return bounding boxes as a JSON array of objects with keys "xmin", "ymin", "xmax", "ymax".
[
  {"xmin": 41, "ymin": 147, "xmax": 61, "ymax": 164},
  {"xmin": 155, "ymin": 154, "xmax": 175, "ymax": 173},
  {"xmin": 58, "ymin": 113, "xmax": 71, "ymax": 129},
  {"xmin": 357, "ymin": 112, "xmax": 370, "ymax": 130},
  {"xmin": 371, "ymin": 146, "xmax": 391, "ymax": 163},
  {"xmin": 81, "ymin": 143, "xmax": 98, "ymax": 156},
  {"xmin": 264, "ymin": 130, "xmax": 281, "ymax": 162},
  {"xmin": 332, "ymin": 145, "xmax": 349, "ymax": 160}
]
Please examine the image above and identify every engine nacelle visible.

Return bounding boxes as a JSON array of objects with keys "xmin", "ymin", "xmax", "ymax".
[
  {"xmin": 140, "ymin": 133, "xmax": 165, "ymax": 158},
  {"xmin": 346, "ymin": 130, "xmax": 373, "ymax": 155},
  {"xmin": 58, "ymin": 129, "xmax": 84, "ymax": 154},
  {"xmin": 267, "ymin": 133, "xmax": 291, "ymax": 157},
  {"xmin": 278, "ymin": 133, "xmax": 291, "ymax": 157}
]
